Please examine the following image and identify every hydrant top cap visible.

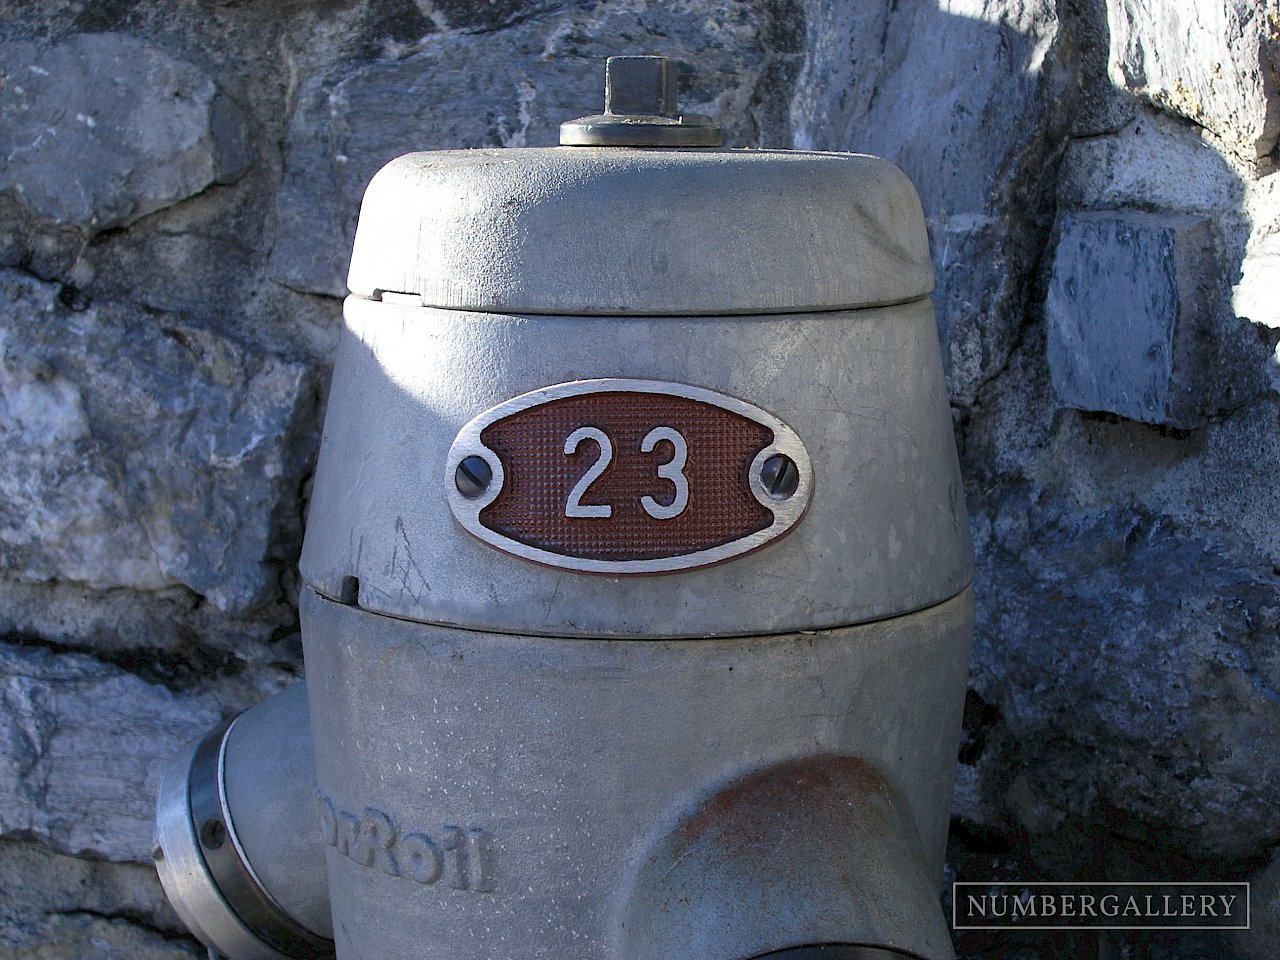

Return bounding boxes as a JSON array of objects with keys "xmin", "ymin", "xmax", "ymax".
[{"xmin": 347, "ymin": 146, "xmax": 934, "ymax": 315}]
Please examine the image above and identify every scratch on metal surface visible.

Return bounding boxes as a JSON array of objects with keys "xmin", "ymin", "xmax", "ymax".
[
  {"xmin": 654, "ymin": 844, "xmax": 699, "ymax": 886},
  {"xmin": 542, "ymin": 577, "xmax": 564, "ymax": 623},
  {"xmin": 390, "ymin": 517, "xmax": 430, "ymax": 604}
]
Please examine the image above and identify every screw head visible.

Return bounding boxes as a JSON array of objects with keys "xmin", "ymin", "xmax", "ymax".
[
  {"xmin": 455, "ymin": 455, "xmax": 492, "ymax": 499},
  {"xmin": 760, "ymin": 454, "xmax": 799, "ymax": 500},
  {"xmin": 199, "ymin": 818, "xmax": 226, "ymax": 851}
]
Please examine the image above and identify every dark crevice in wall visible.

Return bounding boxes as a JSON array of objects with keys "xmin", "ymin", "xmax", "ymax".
[
  {"xmin": 46, "ymin": 908, "xmax": 204, "ymax": 950},
  {"xmin": 270, "ymin": 276, "xmax": 346, "ymax": 302},
  {"xmin": 48, "ymin": 907, "xmax": 176, "ymax": 937},
  {"xmin": 958, "ymin": 690, "xmax": 1005, "ymax": 766},
  {"xmin": 71, "ymin": 0, "xmax": 142, "ymax": 33},
  {"xmin": 0, "ymin": 627, "xmax": 246, "ymax": 692}
]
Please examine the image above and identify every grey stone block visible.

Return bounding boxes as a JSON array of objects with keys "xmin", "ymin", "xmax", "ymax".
[
  {"xmin": 269, "ymin": 1, "xmax": 801, "ymax": 297},
  {"xmin": 0, "ymin": 578, "xmax": 297, "ymax": 665},
  {"xmin": 1108, "ymin": 0, "xmax": 1280, "ymax": 164},
  {"xmin": 0, "ymin": 641, "xmax": 223, "ymax": 863},
  {"xmin": 968, "ymin": 488, "xmax": 1280, "ymax": 861},
  {"xmin": 1234, "ymin": 228, "xmax": 1280, "ymax": 331},
  {"xmin": 789, "ymin": 0, "xmax": 1061, "ymax": 407},
  {"xmin": 1057, "ymin": 113, "xmax": 1243, "ymax": 216},
  {"xmin": 1235, "ymin": 848, "xmax": 1280, "ymax": 960},
  {"xmin": 0, "ymin": 838, "xmax": 184, "ymax": 934},
  {"xmin": 1045, "ymin": 211, "xmax": 1214, "ymax": 428},
  {"xmin": 0, "ymin": 270, "xmax": 313, "ymax": 613},
  {"xmin": 0, "ymin": 33, "xmax": 250, "ymax": 234},
  {"xmin": 0, "ymin": 912, "xmax": 202, "ymax": 959}
]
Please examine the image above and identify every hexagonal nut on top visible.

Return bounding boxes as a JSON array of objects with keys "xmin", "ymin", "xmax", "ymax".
[
  {"xmin": 605, "ymin": 56, "xmax": 678, "ymax": 117},
  {"xmin": 560, "ymin": 55, "xmax": 722, "ymax": 148}
]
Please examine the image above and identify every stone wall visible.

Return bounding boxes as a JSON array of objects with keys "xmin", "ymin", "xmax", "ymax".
[{"xmin": 0, "ymin": 1, "xmax": 1276, "ymax": 958}]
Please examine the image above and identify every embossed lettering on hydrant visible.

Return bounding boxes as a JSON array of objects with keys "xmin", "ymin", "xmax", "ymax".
[{"xmin": 316, "ymin": 791, "xmax": 495, "ymax": 892}]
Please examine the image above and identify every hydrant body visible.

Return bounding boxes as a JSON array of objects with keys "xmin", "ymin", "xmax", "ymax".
[{"xmin": 156, "ymin": 60, "xmax": 974, "ymax": 960}]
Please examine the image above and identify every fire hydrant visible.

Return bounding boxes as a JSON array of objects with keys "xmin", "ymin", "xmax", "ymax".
[{"xmin": 154, "ymin": 55, "xmax": 974, "ymax": 960}]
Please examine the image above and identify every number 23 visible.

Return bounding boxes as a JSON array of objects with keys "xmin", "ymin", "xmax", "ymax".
[{"xmin": 563, "ymin": 426, "xmax": 689, "ymax": 520}]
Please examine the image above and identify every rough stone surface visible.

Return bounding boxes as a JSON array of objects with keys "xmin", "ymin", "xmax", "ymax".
[
  {"xmin": 0, "ymin": 640, "xmax": 226, "ymax": 862},
  {"xmin": 1107, "ymin": 0, "xmax": 1280, "ymax": 163},
  {"xmin": 1233, "ymin": 218, "xmax": 1280, "ymax": 332},
  {"xmin": 0, "ymin": 270, "xmax": 314, "ymax": 613},
  {"xmin": 0, "ymin": 2, "xmax": 1275, "ymax": 958},
  {"xmin": 0, "ymin": 577, "xmax": 301, "ymax": 667},
  {"xmin": 0, "ymin": 33, "xmax": 250, "ymax": 266},
  {"xmin": 0, "ymin": 912, "xmax": 203, "ymax": 960},
  {"xmin": 270, "ymin": 0, "xmax": 804, "ymax": 297},
  {"xmin": 0, "ymin": 32, "xmax": 251, "ymax": 228},
  {"xmin": 0, "ymin": 837, "xmax": 186, "ymax": 937},
  {"xmin": 1235, "ymin": 848, "xmax": 1280, "ymax": 960},
  {"xmin": 0, "ymin": 835, "xmax": 202, "ymax": 956},
  {"xmin": 791, "ymin": 0, "xmax": 1063, "ymax": 408},
  {"xmin": 1234, "ymin": 164, "xmax": 1280, "ymax": 397},
  {"xmin": 1045, "ymin": 211, "xmax": 1214, "ymax": 427},
  {"xmin": 1057, "ymin": 112, "xmax": 1246, "ymax": 215},
  {"xmin": 965, "ymin": 488, "xmax": 1280, "ymax": 862}
]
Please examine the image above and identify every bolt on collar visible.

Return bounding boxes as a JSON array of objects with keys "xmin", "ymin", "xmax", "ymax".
[{"xmin": 560, "ymin": 55, "xmax": 723, "ymax": 148}]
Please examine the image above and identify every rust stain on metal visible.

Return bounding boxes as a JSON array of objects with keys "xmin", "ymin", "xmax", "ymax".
[
  {"xmin": 672, "ymin": 755, "xmax": 896, "ymax": 849},
  {"xmin": 645, "ymin": 754, "xmax": 922, "ymax": 922},
  {"xmin": 619, "ymin": 753, "xmax": 946, "ymax": 960}
]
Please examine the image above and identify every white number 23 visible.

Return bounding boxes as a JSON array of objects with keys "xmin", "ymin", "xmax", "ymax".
[{"xmin": 563, "ymin": 426, "xmax": 689, "ymax": 520}]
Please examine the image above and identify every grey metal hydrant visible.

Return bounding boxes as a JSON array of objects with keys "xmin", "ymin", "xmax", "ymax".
[{"xmin": 153, "ymin": 56, "xmax": 974, "ymax": 960}]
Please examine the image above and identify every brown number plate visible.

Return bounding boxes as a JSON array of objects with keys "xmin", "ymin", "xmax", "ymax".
[{"xmin": 445, "ymin": 380, "xmax": 812, "ymax": 574}]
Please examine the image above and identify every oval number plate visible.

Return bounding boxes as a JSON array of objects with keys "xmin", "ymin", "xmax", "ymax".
[{"xmin": 444, "ymin": 380, "xmax": 812, "ymax": 574}]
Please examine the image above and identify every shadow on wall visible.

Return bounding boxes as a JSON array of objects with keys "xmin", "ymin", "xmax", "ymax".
[{"xmin": 792, "ymin": 2, "xmax": 1280, "ymax": 959}]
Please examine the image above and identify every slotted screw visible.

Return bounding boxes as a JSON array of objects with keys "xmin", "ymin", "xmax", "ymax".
[
  {"xmin": 760, "ymin": 454, "xmax": 799, "ymax": 500},
  {"xmin": 455, "ymin": 456, "xmax": 492, "ymax": 499}
]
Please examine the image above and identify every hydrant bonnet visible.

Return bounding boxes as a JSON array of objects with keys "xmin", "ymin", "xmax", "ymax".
[{"xmin": 305, "ymin": 121, "xmax": 970, "ymax": 637}]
